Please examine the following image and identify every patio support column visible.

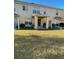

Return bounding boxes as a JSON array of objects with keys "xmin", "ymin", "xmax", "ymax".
[
  {"xmin": 17, "ymin": 17, "xmax": 20, "ymax": 30},
  {"xmin": 34, "ymin": 16, "xmax": 38, "ymax": 29},
  {"xmin": 46, "ymin": 17, "xmax": 49, "ymax": 29}
]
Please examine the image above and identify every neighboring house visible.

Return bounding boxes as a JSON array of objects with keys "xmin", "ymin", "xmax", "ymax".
[{"xmin": 14, "ymin": 1, "xmax": 64, "ymax": 29}]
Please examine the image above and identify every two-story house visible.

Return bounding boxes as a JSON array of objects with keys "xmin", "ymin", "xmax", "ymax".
[{"xmin": 14, "ymin": 1, "xmax": 64, "ymax": 29}]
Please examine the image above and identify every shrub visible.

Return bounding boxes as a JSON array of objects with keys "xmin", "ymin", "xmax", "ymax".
[
  {"xmin": 20, "ymin": 23, "xmax": 25, "ymax": 29},
  {"xmin": 59, "ymin": 23, "xmax": 64, "ymax": 27}
]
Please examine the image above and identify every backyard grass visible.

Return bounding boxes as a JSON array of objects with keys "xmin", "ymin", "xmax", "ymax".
[{"xmin": 14, "ymin": 30, "xmax": 64, "ymax": 59}]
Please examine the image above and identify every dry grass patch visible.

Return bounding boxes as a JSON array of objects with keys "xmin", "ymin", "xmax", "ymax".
[{"xmin": 14, "ymin": 30, "xmax": 64, "ymax": 59}]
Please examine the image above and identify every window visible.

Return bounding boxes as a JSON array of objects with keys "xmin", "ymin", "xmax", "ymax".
[
  {"xmin": 29, "ymin": 22, "xmax": 32, "ymax": 25},
  {"xmin": 25, "ymin": 22, "xmax": 32, "ymax": 25},
  {"xmin": 22, "ymin": 6, "xmax": 25, "ymax": 10},
  {"xmin": 25, "ymin": 22, "xmax": 28, "ymax": 25},
  {"xmin": 56, "ymin": 12, "xmax": 58, "ymax": 15},
  {"xmin": 32, "ymin": 7, "xmax": 40, "ymax": 14},
  {"xmin": 22, "ymin": 6, "xmax": 28, "ymax": 11},
  {"xmin": 44, "ymin": 11, "xmax": 46, "ymax": 14},
  {"xmin": 56, "ymin": 24, "xmax": 59, "ymax": 26},
  {"xmin": 33, "ymin": 10, "xmax": 37, "ymax": 13},
  {"xmin": 37, "ymin": 10, "xmax": 40, "ymax": 14},
  {"xmin": 52, "ymin": 24, "xmax": 55, "ymax": 28}
]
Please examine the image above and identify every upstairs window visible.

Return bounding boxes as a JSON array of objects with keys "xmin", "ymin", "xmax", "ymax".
[
  {"xmin": 32, "ymin": 7, "xmax": 40, "ymax": 14},
  {"xmin": 37, "ymin": 10, "xmax": 40, "ymax": 14},
  {"xmin": 22, "ymin": 6, "xmax": 25, "ymax": 11},
  {"xmin": 33, "ymin": 10, "xmax": 37, "ymax": 14},
  {"xmin": 22, "ymin": 6, "xmax": 28, "ymax": 11}
]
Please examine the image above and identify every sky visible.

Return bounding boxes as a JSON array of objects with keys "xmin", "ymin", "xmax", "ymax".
[{"xmin": 18, "ymin": 0, "xmax": 64, "ymax": 9}]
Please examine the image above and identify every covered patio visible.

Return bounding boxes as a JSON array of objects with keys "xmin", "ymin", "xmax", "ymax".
[{"xmin": 32, "ymin": 15, "xmax": 50, "ymax": 29}]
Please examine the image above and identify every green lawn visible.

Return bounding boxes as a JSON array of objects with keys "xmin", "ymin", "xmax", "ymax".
[{"xmin": 14, "ymin": 30, "xmax": 64, "ymax": 59}]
